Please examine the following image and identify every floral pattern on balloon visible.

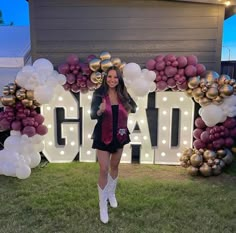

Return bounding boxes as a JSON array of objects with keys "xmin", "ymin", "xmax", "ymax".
[
  {"xmin": 145, "ymin": 54, "xmax": 206, "ymax": 91},
  {"xmin": 0, "ymin": 58, "xmax": 66, "ymax": 179}
]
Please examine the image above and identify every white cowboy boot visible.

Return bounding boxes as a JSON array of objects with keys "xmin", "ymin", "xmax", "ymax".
[
  {"xmin": 108, "ymin": 174, "xmax": 118, "ymax": 208},
  {"xmin": 97, "ymin": 184, "xmax": 109, "ymax": 224}
]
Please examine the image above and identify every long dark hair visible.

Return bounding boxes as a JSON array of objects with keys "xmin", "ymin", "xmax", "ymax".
[{"xmin": 97, "ymin": 66, "xmax": 133, "ymax": 112}]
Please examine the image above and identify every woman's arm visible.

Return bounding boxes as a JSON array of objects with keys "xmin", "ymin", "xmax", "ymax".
[{"xmin": 90, "ymin": 91, "xmax": 103, "ymax": 119}]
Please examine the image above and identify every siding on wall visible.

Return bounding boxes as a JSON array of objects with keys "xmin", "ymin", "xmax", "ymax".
[{"xmin": 29, "ymin": 0, "xmax": 225, "ymax": 72}]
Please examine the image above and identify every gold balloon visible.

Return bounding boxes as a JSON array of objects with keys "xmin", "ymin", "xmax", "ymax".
[
  {"xmin": 26, "ymin": 90, "xmax": 34, "ymax": 100},
  {"xmin": 187, "ymin": 166, "xmax": 199, "ymax": 176},
  {"xmin": 100, "ymin": 59, "xmax": 113, "ymax": 72},
  {"xmin": 188, "ymin": 76, "xmax": 200, "ymax": 89},
  {"xmin": 201, "ymin": 86, "xmax": 208, "ymax": 93},
  {"xmin": 200, "ymin": 78, "xmax": 207, "ymax": 87},
  {"xmin": 180, "ymin": 155, "xmax": 190, "ymax": 163},
  {"xmin": 33, "ymin": 99, "xmax": 41, "ymax": 108},
  {"xmin": 1, "ymin": 95, "xmax": 16, "ymax": 106},
  {"xmin": 229, "ymin": 79, "xmax": 235, "ymax": 85},
  {"xmin": 185, "ymin": 89, "xmax": 193, "ymax": 97},
  {"xmin": 118, "ymin": 61, "xmax": 126, "ymax": 71},
  {"xmin": 111, "ymin": 57, "xmax": 121, "ymax": 67},
  {"xmin": 190, "ymin": 154, "xmax": 203, "ymax": 167},
  {"xmin": 203, "ymin": 71, "xmax": 219, "ymax": 84},
  {"xmin": 212, "ymin": 164, "xmax": 222, "ymax": 176},
  {"xmin": 219, "ymin": 160, "xmax": 226, "ymax": 168},
  {"xmin": 212, "ymin": 96, "xmax": 223, "ymax": 105},
  {"xmin": 89, "ymin": 58, "xmax": 101, "ymax": 72},
  {"xmin": 218, "ymin": 74, "xmax": 231, "ymax": 86},
  {"xmin": 219, "ymin": 84, "xmax": 234, "ymax": 97},
  {"xmin": 192, "ymin": 87, "xmax": 204, "ymax": 99},
  {"xmin": 183, "ymin": 148, "xmax": 194, "ymax": 157},
  {"xmin": 199, "ymin": 97, "xmax": 211, "ymax": 106},
  {"xmin": 222, "ymin": 150, "xmax": 233, "ymax": 165},
  {"xmin": 206, "ymin": 87, "xmax": 219, "ymax": 99},
  {"xmin": 203, "ymin": 150, "xmax": 216, "ymax": 160},
  {"xmin": 180, "ymin": 161, "xmax": 188, "ymax": 168},
  {"xmin": 199, "ymin": 163, "xmax": 212, "ymax": 177},
  {"xmin": 90, "ymin": 72, "xmax": 103, "ymax": 84},
  {"xmin": 3, "ymin": 86, "xmax": 10, "ymax": 96},
  {"xmin": 8, "ymin": 83, "xmax": 16, "ymax": 94},
  {"xmin": 207, "ymin": 159, "xmax": 214, "ymax": 167},
  {"xmin": 22, "ymin": 99, "xmax": 33, "ymax": 107},
  {"xmin": 16, "ymin": 88, "xmax": 26, "ymax": 100},
  {"xmin": 99, "ymin": 51, "xmax": 111, "ymax": 61},
  {"xmin": 216, "ymin": 149, "xmax": 227, "ymax": 159}
]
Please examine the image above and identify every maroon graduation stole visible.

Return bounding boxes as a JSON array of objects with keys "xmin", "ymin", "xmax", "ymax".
[{"xmin": 101, "ymin": 95, "xmax": 128, "ymax": 145}]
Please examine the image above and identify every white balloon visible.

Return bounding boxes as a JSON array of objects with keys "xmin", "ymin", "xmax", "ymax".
[
  {"xmin": 33, "ymin": 58, "xmax": 54, "ymax": 76},
  {"xmin": 145, "ymin": 70, "xmax": 156, "ymax": 82},
  {"xmin": 199, "ymin": 104, "xmax": 224, "ymax": 127},
  {"xmin": 123, "ymin": 63, "xmax": 141, "ymax": 81},
  {"xmin": 16, "ymin": 165, "xmax": 31, "ymax": 179},
  {"xmin": 149, "ymin": 82, "xmax": 157, "ymax": 92},
  {"xmin": 4, "ymin": 135, "xmax": 22, "ymax": 152},
  {"xmin": 57, "ymin": 74, "xmax": 67, "ymax": 85},
  {"xmin": 29, "ymin": 152, "xmax": 41, "ymax": 168},
  {"xmin": 34, "ymin": 86, "xmax": 54, "ymax": 104}
]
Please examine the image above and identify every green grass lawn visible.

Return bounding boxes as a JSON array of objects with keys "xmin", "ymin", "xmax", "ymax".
[{"xmin": 0, "ymin": 160, "xmax": 236, "ymax": 233}]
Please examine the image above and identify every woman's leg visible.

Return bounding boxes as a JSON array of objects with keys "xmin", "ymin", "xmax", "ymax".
[
  {"xmin": 96, "ymin": 149, "xmax": 110, "ymax": 223},
  {"xmin": 110, "ymin": 148, "xmax": 123, "ymax": 179},
  {"xmin": 107, "ymin": 148, "xmax": 123, "ymax": 208}
]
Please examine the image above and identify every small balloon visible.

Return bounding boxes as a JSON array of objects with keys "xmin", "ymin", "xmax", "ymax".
[{"xmin": 99, "ymin": 51, "xmax": 111, "ymax": 60}]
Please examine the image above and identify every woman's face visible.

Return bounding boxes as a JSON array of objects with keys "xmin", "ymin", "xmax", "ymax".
[{"xmin": 106, "ymin": 69, "xmax": 119, "ymax": 89}]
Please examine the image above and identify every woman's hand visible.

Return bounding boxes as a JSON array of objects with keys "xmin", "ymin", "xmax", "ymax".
[{"xmin": 97, "ymin": 98, "xmax": 106, "ymax": 116}]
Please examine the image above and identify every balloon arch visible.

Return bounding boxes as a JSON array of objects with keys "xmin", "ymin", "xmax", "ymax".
[{"xmin": 0, "ymin": 52, "xmax": 235, "ymax": 179}]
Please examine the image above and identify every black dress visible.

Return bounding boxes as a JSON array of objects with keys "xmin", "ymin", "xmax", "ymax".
[{"xmin": 90, "ymin": 87, "xmax": 137, "ymax": 153}]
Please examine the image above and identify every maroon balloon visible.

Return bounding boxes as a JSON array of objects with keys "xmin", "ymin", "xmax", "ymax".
[
  {"xmin": 0, "ymin": 118, "xmax": 11, "ymax": 131},
  {"xmin": 11, "ymin": 120, "xmax": 22, "ymax": 131},
  {"xmin": 167, "ymin": 78, "xmax": 176, "ymax": 88},
  {"xmin": 87, "ymin": 54, "xmax": 97, "ymax": 63},
  {"xmin": 195, "ymin": 117, "xmax": 206, "ymax": 129},
  {"xmin": 193, "ymin": 139, "xmax": 206, "ymax": 150},
  {"xmin": 185, "ymin": 65, "xmax": 197, "ymax": 77},
  {"xmin": 164, "ymin": 54, "xmax": 176, "ymax": 63},
  {"xmin": 156, "ymin": 80, "xmax": 168, "ymax": 91},
  {"xmin": 22, "ymin": 126, "xmax": 36, "ymax": 137},
  {"xmin": 164, "ymin": 66, "xmax": 177, "ymax": 77},
  {"xmin": 36, "ymin": 124, "xmax": 48, "ymax": 135},
  {"xmin": 66, "ymin": 74, "xmax": 76, "ymax": 85},
  {"xmin": 223, "ymin": 117, "xmax": 236, "ymax": 129},
  {"xmin": 187, "ymin": 55, "xmax": 198, "ymax": 65},
  {"xmin": 146, "ymin": 59, "xmax": 156, "ymax": 70},
  {"xmin": 200, "ymin": 131, "xmax": 210, "ymax": 143},
  {"xmin": 230, "ymin": 127, "xmax": 236, "ymax": 137},
  {"xmin": 34, "ymin": 114, "xmax": 45, "ymax": 124},
  {"xmin": 71, "ymin": 84, "xmax": 80, "ymax": 93},
  {"xmin": 176, "ymin": 81, "xmax": 187, "ymax": 91},
  {"xmin": 193, "ymin": 128, "xmax": 203, "ymax": 139},
  {"xmin": 155, "ymin": 61, "xmax": 166, "ymax": 71},
  {"xmin": 196, "ymin": 64, "xmax": 206, "ymax": 75},
  {"xmin": 177, "ymin": 56, "xmax": 187, "ymax": 68},
  {"xmin": 155, "ymin": 55, "xmax": 165, "ymax": 62},
  {"xmin": 63, "ymin": 83, "xmax": 71, "ymax": 91},
  {"xmin": 224, "ymin": 137, "xmax": 234, "ymax": 147},
  {"xmin": 58, "ymin": 63, "xmax": 70, "ymax": 75},
  {"xmin": 66, "ymin": 54, "xmax": 79, "ymax": 65}
]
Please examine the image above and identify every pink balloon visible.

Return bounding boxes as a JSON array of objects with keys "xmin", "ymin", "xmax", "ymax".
[
  {"xmin": 230, "ymin": 128, "xmax": 236, "ymax": 137},
  {"xmin": 178, "ymin": 68, "xmax": 185, "ymax": 76},
  {"xmin": 66, "ymin": 54, "xmax": 79, "ymax": 65},
  {"xmin": 63, "ymin": 83, "xmax": 71, "ymax": 91},
  {"xmin": 195, "ymin": 117, "xmax": 206, "ymax": 129},
  {"xmin": 223, "ymin": 117, "xmax": 236, "ymax": 129},
  {"xmin": 146, "ymin": 59, "xmax": 156, "ymax": 70},
  {"xmin": 34, "ymin": 114, "xmax": 45, "ymax": 124},
  {"xmin": 87, "ymin": 54, "xmax": 97, "ymax": 63},
  {"xmin": 11, "ymin": 120, "xmax": 22, "ymax": 131},
  {"xmin": 177, "ymin": 81, "xmax": 187, "ymax": 91},
  {"xmin": 177, "ymin": 56, "xmax": 187, "ymax": 68},
  {"xmin": 193, "ymin": 128, "xmax": 203, "ymax": 139},
  {"xmin": 164, "ymin": 54, "xmax": 176, "ymax": 63},
  {"xmin": 22, "ymin": 126, "xmax": 36, "ymax": 137},
  {"xmin": 36, "ymin": 124, "xmax": 48, "ymax": 135},
  {"xmin": 0, "ymin": 118, "xmax": 11, "ymax": 131},
  {"xmin": 187, "ymin": 55, "xmax": 198, "ymax": 65}
]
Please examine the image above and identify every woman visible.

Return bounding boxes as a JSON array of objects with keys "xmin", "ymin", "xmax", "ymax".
[{"xmin": 90, "ymin": 66, "xmax": 137, "ymax": 224}]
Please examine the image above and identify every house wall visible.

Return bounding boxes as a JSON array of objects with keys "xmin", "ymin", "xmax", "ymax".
[{"xmin": 29, "ymin": 0, "xmax": 225, "ymax": 72}]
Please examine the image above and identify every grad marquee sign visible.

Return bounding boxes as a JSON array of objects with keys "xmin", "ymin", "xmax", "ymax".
[{"xmin": 41, "ymin": 85, "xmax": 194, "ymax": 164}]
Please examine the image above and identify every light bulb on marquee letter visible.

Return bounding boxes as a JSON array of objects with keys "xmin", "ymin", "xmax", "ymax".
[
  {"xmin": 122, "ymin": 95, "xmax": 153, "ymax": 164},
  {"xmin": 40, "ymin": 85, "xmax": 80, "ymax": 162},
  {"xmin": 155, "ymin": 92, "xmax": 194, "ymax": 164}
]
